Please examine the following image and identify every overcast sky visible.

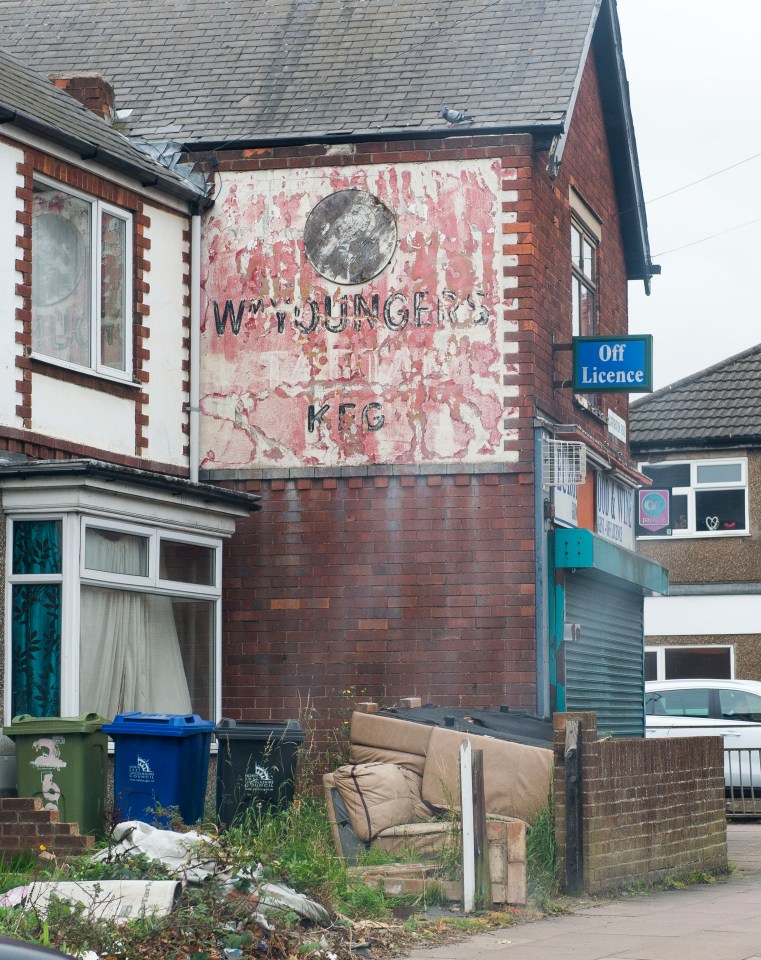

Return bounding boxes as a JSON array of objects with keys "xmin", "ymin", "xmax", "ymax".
[{"xmin": 617, "ymin": 0, "xmax": 761, "ymax": 390}]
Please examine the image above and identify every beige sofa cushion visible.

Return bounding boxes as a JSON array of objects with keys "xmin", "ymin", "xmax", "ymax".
[
  {"xmin": 333, "ymin": 762, "xmax": 434, "ymax": 842},
  {"xmin": 349, "ymin": 713, "xmax": 433, "ymax": 773},
  {"xmin": 349, "ymin": 743, "xmax": 427, "ymax": 777},
  {"xmin": 421, "ymin": 727, "xmax": 552, "ymax": 823}
]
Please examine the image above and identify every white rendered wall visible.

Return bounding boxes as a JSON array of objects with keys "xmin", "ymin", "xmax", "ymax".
[
  {"xmin": 0, "ymin": 141, "xmax": 24, "ymax": 428},
  {"xmin": 144, "ymin": 206, "xmax": 189, "ymax": 467},
  {"xmin": 31, "ymin": 374, "xmax": 136, "ymax": 456},
  {"xmin": 645, "ymin": 594, "xmax": 761, "ymax": 637}
]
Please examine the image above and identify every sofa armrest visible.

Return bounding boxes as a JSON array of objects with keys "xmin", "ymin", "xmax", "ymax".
[{"xmin": 322, "ymin": 772, "xmax": 369, "ymax": 863}]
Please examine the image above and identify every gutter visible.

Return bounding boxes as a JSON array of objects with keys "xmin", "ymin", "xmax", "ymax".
[
  {"xmin": 0, "ymin": 458, "xmax": 260, "ymax": 510},
  {"xmin": 182, "ymin": 120, "xmax": 564, "ymax": 154},
  {"xmin": 0, "ymin": 102, "xmax": 211, "ymax": 207}
]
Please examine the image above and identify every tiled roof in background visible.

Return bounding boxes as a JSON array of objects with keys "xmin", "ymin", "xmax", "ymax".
[
  {"xmin": 0, "ymin": 47, "xmax": 207, "ymax": 200},
  {"xmin": 0, "ymin": 0, "xmax": 599, "ymax": 143},
  {"xmin": 630, "ymin": 344, "xmax": 761, "ymax": 450}
]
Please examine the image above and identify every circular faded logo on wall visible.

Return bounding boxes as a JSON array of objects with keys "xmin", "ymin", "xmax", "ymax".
[{"xmin": 303, "ymin": 189, "xmax": 397, "ymax": 285}]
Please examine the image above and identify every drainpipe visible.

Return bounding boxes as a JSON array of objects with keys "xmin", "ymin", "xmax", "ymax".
[
  {"xmin": 534, "ymin": 424, "xmax": 551, "ymax": 718},
  {"xmin": 189, "ymin": 213, "xmax": 201, "ymax": 484}
]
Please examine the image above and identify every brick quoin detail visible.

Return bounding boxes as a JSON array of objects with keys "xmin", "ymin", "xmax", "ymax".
[
  {"xmin": 181, "ymin": 226, "xmax": 192, "ymax": 458},
  {"xmin": 14, "ymin": 147, "xmax": 151, "ymax": 457},
  {"xmin": 219, "ymin": 473, "xmax": 537, "ymax": 732}
]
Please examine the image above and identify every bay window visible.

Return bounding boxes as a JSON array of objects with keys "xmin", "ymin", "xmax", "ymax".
[
  {"xmin": 8, "ymin": 515, "xmax": 221, "ymax": 722},
  {"xmin": 32, "ymin": 177, "xmax": 133, "ymax": 379}
]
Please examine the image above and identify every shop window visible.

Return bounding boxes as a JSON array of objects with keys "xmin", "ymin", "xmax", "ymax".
[
  {"xmin": 645, "ymin": 645, "xmax": 733, "ymax": 681},
  {"xmin": 639, "ymin": 458, "xmax": 747, "ymax": 537},
  {"xmin": 32, "ymin": 177, "xmax": 133, "ymax": 379},
  {"xmin": 8, "ymin": 516, "xmax": 220, "ymax": 721}
]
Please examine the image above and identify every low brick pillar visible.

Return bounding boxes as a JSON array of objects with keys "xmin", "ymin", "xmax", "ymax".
[
  {"xmin": 0, "ymin": 797, "xmax": 95, "ymax": 856},
  {"xmin": 553, "ymin": 712, "xmax": 727, "ymax": 895}
]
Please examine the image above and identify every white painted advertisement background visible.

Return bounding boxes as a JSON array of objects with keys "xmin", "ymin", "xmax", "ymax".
[{"xmin": 200, "ymin": 159, "xmax": 508, "ymax": 469}]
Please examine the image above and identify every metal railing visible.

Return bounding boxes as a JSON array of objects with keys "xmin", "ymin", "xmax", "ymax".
[{"xmin": 725, "ymin": 747, "xmax": 761, "ymax": 817}]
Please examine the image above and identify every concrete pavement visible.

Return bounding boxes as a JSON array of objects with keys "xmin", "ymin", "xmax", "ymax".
[{"xmin": 405, "ymin": 822, "xmax": 761, "ymax": 960}]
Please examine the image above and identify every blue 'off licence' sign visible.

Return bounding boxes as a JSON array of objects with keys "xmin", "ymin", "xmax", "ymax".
[{"xmin": 572, "ymin": 335, "xmax": 653, "ymax": 393}]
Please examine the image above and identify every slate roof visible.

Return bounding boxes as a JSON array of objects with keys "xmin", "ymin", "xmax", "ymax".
[
  {"xmin": 0, "ymin": 0, "xmax": 600, "ymax": 144},
  {"xmin": 0, "ymin": 47, "xmax": 208, "ymax": 204},
  {"xmin": 630, "ymin": 344, "xmax": 761, "ymax": 451}
]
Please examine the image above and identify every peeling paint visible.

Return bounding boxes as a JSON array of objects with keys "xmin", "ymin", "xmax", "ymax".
[{"xmin": 200, "ymin": 159, "xmax": 506, "ymax": 468}]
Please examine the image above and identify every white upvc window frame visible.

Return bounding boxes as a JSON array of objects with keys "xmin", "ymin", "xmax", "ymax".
[
  {"xmin": 5, "ymin": 512, "xmax": 223, "ymax": 724},
  {"xmin": 645, "ymin": 644, "xmax": 735, "ymax": 682},
  {"xmin": 31, "ymin": 174, "xmax": 134, "ymax": 383},
  {"xmin": 638, "ymin": 457, "xmax": 749, "ymax": 539}
]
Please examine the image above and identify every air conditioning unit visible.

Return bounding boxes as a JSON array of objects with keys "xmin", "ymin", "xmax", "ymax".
[{"xmin": 542, "ymin": 439, "xmax": 587, "ymax": 487}]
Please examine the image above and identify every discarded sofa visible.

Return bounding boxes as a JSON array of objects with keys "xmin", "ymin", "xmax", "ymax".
[{"xmin": 323, "ymin": 710, "xmax": 553, "ymax": 904}]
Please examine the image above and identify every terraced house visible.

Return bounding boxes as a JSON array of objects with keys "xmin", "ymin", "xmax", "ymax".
[{"xmin": 0, "ymin": 0, "xmax": 666, "ymax": 740}]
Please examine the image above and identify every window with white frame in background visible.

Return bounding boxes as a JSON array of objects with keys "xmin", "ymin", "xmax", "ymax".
[
  {"xmin": 8, "ymin": 515, "xmax": 220, "ymax": 721},
  {"xmin": 639, "ymin": 458, "xmax": 748, "ymax": 536},
  {"xmin": 645, "ymin": 645, "xmax": 733, "ymax": 682},
  {"xmin": 32, "ymin": 177, "xmax": 133, "ymax": 379}
]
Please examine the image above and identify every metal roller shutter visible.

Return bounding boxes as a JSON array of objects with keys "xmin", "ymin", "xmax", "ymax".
[{"xmin": 564, "ymin": 572, "xmax": 644, "ymax": 738}]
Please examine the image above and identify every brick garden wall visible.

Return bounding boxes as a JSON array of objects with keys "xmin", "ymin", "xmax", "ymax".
[
  {"xmin": 0, "ymin": 797, "xmax": 94, "ymax": 857},
  {"xmin": 553, "ymin": 712, "xmax": 727, "ymax": 895}
]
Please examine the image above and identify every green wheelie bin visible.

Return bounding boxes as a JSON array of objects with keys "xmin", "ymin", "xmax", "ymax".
[{"xmin": 7, "ymin": 713, "xmax": 108, "ymax": 836}]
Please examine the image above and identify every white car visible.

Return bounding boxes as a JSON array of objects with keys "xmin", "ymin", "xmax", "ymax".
[{"xmin": 645, "ymin": 678, "xmax": 761, "ymax": 797}]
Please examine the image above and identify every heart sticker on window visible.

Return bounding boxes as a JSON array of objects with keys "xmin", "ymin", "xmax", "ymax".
[{"xmin": 705, "ymin": 516, "xmax": 720, "ymax": 531}]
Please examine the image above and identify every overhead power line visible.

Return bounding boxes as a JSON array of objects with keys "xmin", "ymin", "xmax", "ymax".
[
  {"xmin": 646, "ymin": 149, "xmax": 761, "ymax": 205},
  {"xmin": 653, "ymin": 214, "xmax": 761, "ymax": 258}
]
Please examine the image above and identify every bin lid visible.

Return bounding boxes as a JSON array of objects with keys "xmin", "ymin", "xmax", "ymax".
[
  {"xmin": 215, "ymin": 718, "xmax": 305, "ymax": 742},
  {"xmin": 103, "ymin": 712, "xmax": 216, "ymax": 737},
  {"xmin": 7, "ymin": 713, "xmax": 106, "ymax": 736}
]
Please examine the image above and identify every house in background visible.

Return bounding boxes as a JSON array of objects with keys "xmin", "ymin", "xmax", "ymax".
[
  {"xmin": 631, "ymin": 344, "xmax": 761, "ymax": 683},
  {"xmin": 0, "ymin": 49, "xmax": 258, "ymax": 727},
  {"xmin": 0, "ymin": 0, "xmax": 666, "ymax": 738}
]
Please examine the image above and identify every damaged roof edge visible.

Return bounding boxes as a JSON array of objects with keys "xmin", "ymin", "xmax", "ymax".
[
  {"xmin": 0, "ymin": 103, "xmax": 212, "ymax": 210},
  {"xmin": 179, "ymin": 119, "xmax": 565, "ymax": 154},
  {"xmin": 0, "ymin": 458, "xmax": 261, "ymax": 511}
]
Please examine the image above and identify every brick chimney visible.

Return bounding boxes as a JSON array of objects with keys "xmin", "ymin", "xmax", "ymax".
[{"xmin": 50, "ymin": 72, "xmax": 115, "ymax": 123}]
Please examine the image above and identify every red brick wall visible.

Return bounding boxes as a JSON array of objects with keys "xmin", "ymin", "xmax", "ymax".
[
  {"xmin": 0, "ymin": 797, "xmax": 94, "ymax": 856},
  {"xmin": 528, "ymin": 49, "xmax": 634, "ymax": 456},
  {"xmin": 204, "ymin": 47, "xmax": 638, "ymax": 729},
  {"xmin": 553, "ymin": 713, "xmax": 727, "ymax": 894},
  {"xmin": 219, "ymin": 470, "xmax": 538, "ymax": 727}
]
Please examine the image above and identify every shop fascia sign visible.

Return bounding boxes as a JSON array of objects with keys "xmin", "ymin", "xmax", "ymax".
[
  {"xmin": 572, "ymin": 335, "xmax": 653, "ymax": 393},
  {"xmin": 596, "ymin": 472, "xmax": 635, "ymax": 551}
]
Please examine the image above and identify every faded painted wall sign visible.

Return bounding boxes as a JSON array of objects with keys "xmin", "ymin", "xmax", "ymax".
[
  {"xmin": 200, "ymin": 160, "xmax": 507, "ymax": 468},
  {"xmin": 303, "ymin": 189, "xmax": 397, "ymax": 284}
]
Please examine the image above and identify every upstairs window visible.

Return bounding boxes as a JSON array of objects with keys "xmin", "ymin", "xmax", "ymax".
[
  {"xmin": 571, "ymin": 219, "xmax": 597, "ymax": 337},
  {"xmin": 32, "ymin": 178, "xmax": 133, "ymax": 380},
  {"xmin": 639, "ymin": 458, "xmax": 748, "ymax": 536}
]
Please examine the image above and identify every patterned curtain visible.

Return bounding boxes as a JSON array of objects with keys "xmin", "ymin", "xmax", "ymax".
[{"xmin": 11, "ymin": 521, "xmax": 62, "ymax": 717}]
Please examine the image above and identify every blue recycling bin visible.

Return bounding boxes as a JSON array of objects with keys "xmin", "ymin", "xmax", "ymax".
[{"xmin": 103, "ymin": 713, "xmax": 214, "ymax": 825}]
